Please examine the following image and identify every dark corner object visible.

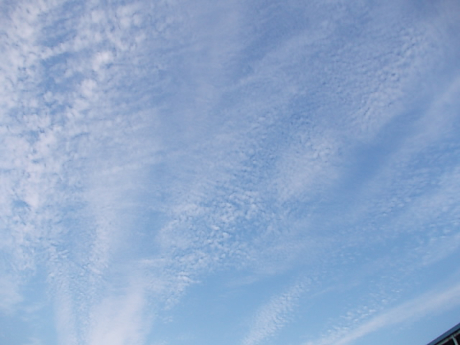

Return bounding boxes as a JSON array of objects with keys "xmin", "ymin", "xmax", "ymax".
[{"xmin": 426, "ymin": 323, "xmax": 460, "ymax": 345}]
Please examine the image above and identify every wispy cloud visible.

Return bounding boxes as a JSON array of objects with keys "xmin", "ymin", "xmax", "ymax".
[
  {"xmin": 1, "ymin": 1, "xmax": 459, "ymax": 345},
  {"xmin": 87, "ymin": 280, "xmax": 149, "ymax": 345},
  {"xmin": 0, "ymin": 0, "xmax": 161, "ymax": 343},
  {"xmin": 304, "ymin": 281, "xmax": 460, "ymax": 345},
  {"xmin": 0, "ymin": 275, "xmax": 23, "ymax": 313},
  {"xmin": 242, "ymin": 280, "xmax": 307, "ymax": 345}
]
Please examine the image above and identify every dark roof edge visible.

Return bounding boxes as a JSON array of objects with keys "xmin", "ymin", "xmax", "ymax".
[{"xmin": 426, "ymin": 322, "xmax": 460, "ymax": 345}]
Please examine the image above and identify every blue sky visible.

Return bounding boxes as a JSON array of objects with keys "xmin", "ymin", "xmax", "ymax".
[{"xmin": 1, "ymin": 0, "xmax": 460, "ymax": 344}]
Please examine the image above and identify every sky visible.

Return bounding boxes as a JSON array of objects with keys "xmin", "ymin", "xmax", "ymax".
[{"xmin": 1, "ymin": 0, "xmax": 460, "ymax": 344}]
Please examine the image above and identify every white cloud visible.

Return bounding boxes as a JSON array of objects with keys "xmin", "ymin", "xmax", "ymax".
[
  {"xmin": 304, "ymin": 281, "xmax": 460, "ymax": 345},
  {"xmin": 1, "ymin": 1, "xmax": 459, "ymax": 345},
  {"xmin": 88, "ymin": 282, "xmax": 149, "ymax": 345},
  {"xmin": 0, "ymin": 275, "xmax": 23, "ymax": 313},
  {"xmin": 0, "ymin": 0, "xmax": 161, "ymax": 343},
  {"xmin": 242, "ymin": 280, "xmax": 307, "ymax": 345}
]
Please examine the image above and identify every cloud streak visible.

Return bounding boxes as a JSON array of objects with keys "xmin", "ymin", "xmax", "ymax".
[
  {"xmin": 304, "ymin": 281, "xmax": 460, "ymax": 345},
  {"xmin": 1, "ymin": 0, "xmax": 459, "ymax": 345},
  {"xmin": 242, "ymin": 280, "xmax": 307, "ymax": 345}
]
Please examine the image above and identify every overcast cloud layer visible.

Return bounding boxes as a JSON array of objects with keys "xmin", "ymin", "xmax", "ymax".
[{"xmin": 1, "ymin": 1, "xmax": 460, "ymax": 345}]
